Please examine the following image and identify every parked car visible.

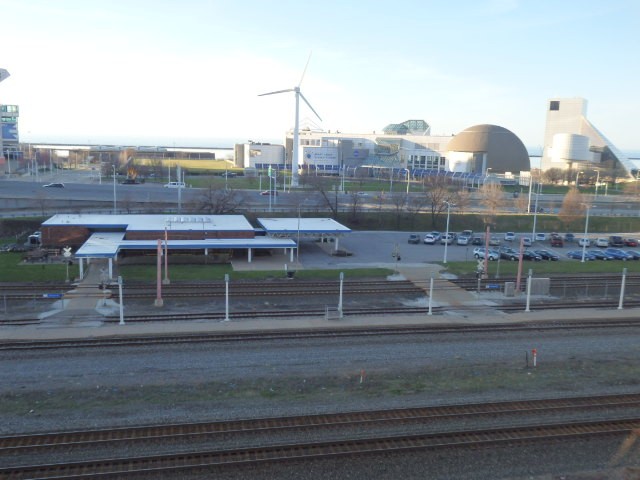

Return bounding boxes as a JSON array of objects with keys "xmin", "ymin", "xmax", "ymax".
[
  {"xmin": 604, "ymin": 248, "xmax": 633, "ymax": 260},
  {"xmin": 504, "ymin": 232, "xmax": 516, "ymax": 242},
  {"xmin": 440, "ymin": 234, "xmax": 454, "ymax": 245},
  {"xmin": 578, "ymin": 238, "xmax": 591, "ymax": 247},
  {"xmin": 564, "ymin": 233, "xmax": 575, "ymax": 243},
  {"xmin": 260, "ymin": 190, "xmax": 278, "ymax": 196},
  {"xmin": 588, "ymin": 250, "xmax": 616, "ymax": 261},
  {"xmin": 609, "ymin": 236, "xmax": 625, "ymax": 247},
  {"xmin": 550, "ymin": 236, "xmax": 564, "ymax": 247},
  {"xmin": 456, "ymin": 235, "xmax": 470, "ymax": 246},
  {"xmin": 429, "ymin": 231, "xmax": 442, "ymax": 242},
  {"xmin": 534, "ymin": 249, "xmax": 559, "ymax": 261},
  {"xmin": 461, "ymin": 229, "xmax": 474, "ymax": 238},
  {"xmin": 43, "ymin": 182, "xmax": 65, "ymax": 188},
  {"xmin": 521, "ymin": 250, "xmax": 542, "ymax": 261},
  {"xmin": 423, "ymin": 234, "xmax": 436, "ymax": 245},
  {"xmin": 625, "ymin": 250, "xmax": 640, "ymax": 260},
  {"xmin": 534, "ymin": 233, "xmax": 546, "ymax": 242},
  {"xmin": 488, "ymin": 236, "xmax": 501, "ymax": 246},
  {"xmin": 473, "ymin": 247, "xmax": 499, "ymax": 261},
  {"xmin": 499, "ymin": 247, "xmax": 519, "ymax": 260},
  {"xmin": 595, "ymin": 238, "xmax": 609, "ymax": 248},
  {"xmin": 567, "ymin": 250, "xmax": 595, "ymax": 260},
  {"xmin": 471, "ymin": 237, "xmax": 483, "ymax": 246},
  {"xmin": 521, "ymin": 237, "xmax": 532, "ymax": 247},
  {"xmin": 408, "ymin": 234, "xmax": 421, "ymax": 244},
  {"xmin": 624, "ymin": 238, "xmax": 639, "ymax": 247}
]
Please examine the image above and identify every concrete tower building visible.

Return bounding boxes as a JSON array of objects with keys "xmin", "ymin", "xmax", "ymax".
[{"xmin": 541, "ymin": 97, "xmax": 634, "ymax": 178}]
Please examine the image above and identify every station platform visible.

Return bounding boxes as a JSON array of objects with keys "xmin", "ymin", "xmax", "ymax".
[{"xmin": 3, "ymin": 255, "xmax": 640, "ymax": 341}]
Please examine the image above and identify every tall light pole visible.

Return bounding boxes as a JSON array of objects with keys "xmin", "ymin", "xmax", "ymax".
[
  {"xmin": 405, "ymin": 168, "xmax": 410, "ymax": 195},
  {"xmin": 112, "ymin": 165, "xmax": 117, "ymax": 214},
  {"xmin": 443, "ymin": 201, "xmax": 454, "ymax": 264},
  {"xmin": 531, "ymin": 181, "xmax": 542, "ymax": 239},
  {"xmin": 594, "ymin": 170, "xmax": 600, "ymax": 197},
  {"xmin": 581, "ymin": 204, "xmax": 591, "ymax": 263}
]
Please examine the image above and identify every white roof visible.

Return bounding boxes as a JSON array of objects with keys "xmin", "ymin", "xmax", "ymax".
[
  {"xmin": 75, "ymin": 232, "xmax": 295, "ymax": 258},
  {"xmin": 43, "ymin": 214, "xmax": 254, "ymax": 232},
  {"xmin": 257, "ymin": 217, "xmax": 351, "ymax": 235}
]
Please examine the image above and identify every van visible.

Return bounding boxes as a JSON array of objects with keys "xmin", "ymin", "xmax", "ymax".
[
  {"xmin": 609, "ymin": 236, "xmax": 624, "ymax": 247},
  {"xmin": 164, "ymin": 181, "xmax": 186, "ymax": 188}
]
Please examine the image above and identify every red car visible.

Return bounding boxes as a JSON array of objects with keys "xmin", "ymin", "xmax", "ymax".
[{"xmin": 624, "ymin": 238, "xmax": 638, "ymax": 247}]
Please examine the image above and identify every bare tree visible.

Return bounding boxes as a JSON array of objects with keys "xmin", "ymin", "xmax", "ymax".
[
  {"xmin": 543, "ymin": 168, "xmax": 565, "ymax": 185},
  {"xmin": 477, "ymin": 182, "xmax": 505, "ymax": 226},
  {"xmin": 453, "ymin": 189, "xmax": 472, "ymax": 214},
  {"xmin": 421, "ymin": 176, "xmax": 457, "ymax": 228},
  {"xmin": 346, "ymin": 192, "xmax": 366, "ymax": 223},
  {"xmin": 195, "ymin": 184, "xmax": 244, "ymax": 214},
  {"xmin": 301, "ymin": 173, "xmax": 340, "ymax": 218},
  {"xmin": 514, "ymin": 194, "xmax": 529, "ymax": 213},
  {"xmin": 558, "ymin": 187, "xmax": 586, "ymax": 230}
]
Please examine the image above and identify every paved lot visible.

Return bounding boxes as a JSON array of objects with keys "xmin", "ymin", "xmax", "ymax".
[{"xmin": 300, "ymin": 231, "xmax": 568, "ymax": 268}]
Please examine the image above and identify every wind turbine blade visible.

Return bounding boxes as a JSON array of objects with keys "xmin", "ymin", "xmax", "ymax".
[
  {"xmin": 298, "ymin": 91, "xmax": 322, "ymax": 122},
  {"xmin": 298, "ymin": 51, "xmax": 312, "ymax": 87},
  {"xmin": 258, "ymin": 88, "xmax": 295, "ymax": 97}
]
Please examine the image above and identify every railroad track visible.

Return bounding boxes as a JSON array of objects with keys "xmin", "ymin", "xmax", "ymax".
[
  {"xmin": 3, "ymin": 295, "xmax": 640, "ymax": 328},
  {"xmin": 2, "ymin": 318, "xmax": 640, "ymax": 350},
  {"xmin": 2, "ymin": 393, "xmax": 639, "ymax": 478},
  {"xmin": 0, "ymin": 279, "xmax": 425, "ymax": 300}
]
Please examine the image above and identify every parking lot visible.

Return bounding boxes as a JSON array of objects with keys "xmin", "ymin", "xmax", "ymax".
[{"xmin": 299, "ymin": 231, "xmax": 575, "ymax": 269}]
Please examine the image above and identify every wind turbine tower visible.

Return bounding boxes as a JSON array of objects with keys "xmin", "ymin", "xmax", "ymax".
[
  {"xmin": 0, "ymin": 69, "xmax": 11, "ymax": 164},
  {"xmin": 259, "ymin": 57, "xmax": 321, "ymax": 188}
]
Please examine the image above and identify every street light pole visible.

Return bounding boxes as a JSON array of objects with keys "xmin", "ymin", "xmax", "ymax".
[
  {"xmin": 112, "ymin": 165, "xmax": 117, "ymax": 214},
  {"xmin": 531, "ymin": 181, "xmax": 542, "ymax": 239},
  {"xmin": 581, "ymin": 205, "xmax": 591, "ymax": 263},
  {"xmin": 594, "ymin": 170, "xmax": 600, "ymax": 197},
  {"xmin": 443, "ymin": 201, "xmax": 454, "ymax": 264}
]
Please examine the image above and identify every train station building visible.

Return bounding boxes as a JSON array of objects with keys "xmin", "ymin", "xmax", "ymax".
[{"xmin": 39, "ymin": 214, "xmax": 351, "ymax": 280}]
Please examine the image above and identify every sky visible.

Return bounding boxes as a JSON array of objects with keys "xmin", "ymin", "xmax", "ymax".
[{"xmin": 1, "ymin": 0, "xmax": 639, "ymax": 151}]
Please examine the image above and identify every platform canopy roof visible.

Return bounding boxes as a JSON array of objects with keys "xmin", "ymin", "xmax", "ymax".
[
  {"xmin": 75, "ymin": 232, "xmax": 295, "ymax": 258},
  {"xmin": 257, "ymin": 218, "xmax": 351, "ymax": 237}
]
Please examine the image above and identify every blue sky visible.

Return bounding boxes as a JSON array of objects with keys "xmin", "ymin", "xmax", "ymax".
[{"xmin": 1, "ymin": 0, "xmax": 639, "ymax": 151}]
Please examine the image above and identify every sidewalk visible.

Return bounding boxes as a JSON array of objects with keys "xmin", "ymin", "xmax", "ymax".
[{"xmin": 39, "ymin": 259, "xmax": 120, "ymax": 326}]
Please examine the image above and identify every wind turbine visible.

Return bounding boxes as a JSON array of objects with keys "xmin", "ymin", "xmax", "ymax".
[
  {"xmin": 0, "ymin": 69, "xmax": 10, "ymax": 163},
  {"xmin": 259, "ymin": 55, "xmax": 321, "ymax": 188}
]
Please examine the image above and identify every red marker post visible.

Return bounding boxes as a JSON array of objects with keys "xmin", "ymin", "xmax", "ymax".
[{"xmin": 532, "ymin": 348, "xmax": 537, "ymax": 368}]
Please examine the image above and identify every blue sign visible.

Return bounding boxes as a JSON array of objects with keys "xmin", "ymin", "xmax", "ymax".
[
  {"xmin": 485, "ymin": 284, "xmax": 500, "ymax": 290},
  {"xmin": 42, "ymin": 293, "xmax": 63, "ymax": 299},
  {"xmin": 1, "ymin": 123, "xmax": 18, "ymax": 141},
  {"xmin": 353, "ymin": 150, "xmax": 359, "ymax": 157}
]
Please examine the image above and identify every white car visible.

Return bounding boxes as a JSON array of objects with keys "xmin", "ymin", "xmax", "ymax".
[
  {"xmin": 456, "ymin": 235, "xmax": 470, "ymax": 246},
  {"xmin": 473, "ymin": 247, "xmax": 499, "ymax": 261},
  {"xmin": 535, "ymin": 233, "xmax": 546, "ymax": 242},
  {"xmin": 578, "ymin": 238, "xmax": 591, "ymax": 247},
  {"xmin": 522, "ymin": 237, "xmax": 532, "ymax": 247},
  {"xmin": 423, "ymin": 234, "xmax": 436, "ymax": 245},
  {"xmin": 440, "ymin": 234, "xmax": 454, "ymax": 245},
  {"xmin": 504, "ymin": 232, "xmax": 516, "ymax": 242},
  {"xmin": 595, "ymin": 237, "xmax": 609, "ymax": 247}
]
